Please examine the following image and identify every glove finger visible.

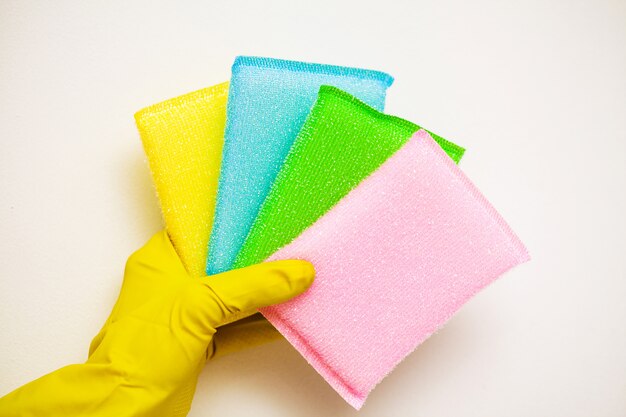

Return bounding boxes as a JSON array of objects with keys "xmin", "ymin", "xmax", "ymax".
[
  {"xmin": 209, "ymin": 313, "xmax": 282, "ymax": 360},
  {"xmin": 198, "ymin": 260, "xmax": 315, "ymax": 328}
]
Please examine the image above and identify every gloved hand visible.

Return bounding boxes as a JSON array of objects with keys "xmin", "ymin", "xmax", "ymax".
[{"xmin": 0, "ymin": 231, "xmax": 315, "ymax": 417}]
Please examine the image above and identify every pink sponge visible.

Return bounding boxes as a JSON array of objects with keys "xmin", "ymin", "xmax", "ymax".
[{"xmin": 261, "ymin": 130, "xmax": 530, "ymax": 409}]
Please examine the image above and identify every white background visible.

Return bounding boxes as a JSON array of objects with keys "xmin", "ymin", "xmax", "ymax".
[{"xmin": 1, "ymin": 1, "xmax": 625, "ymax": 416}]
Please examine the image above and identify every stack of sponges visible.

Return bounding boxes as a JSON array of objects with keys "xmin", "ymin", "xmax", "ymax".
[{"xmin": 134, "ymin": 56, "xmax": 529, "ymax": 409}]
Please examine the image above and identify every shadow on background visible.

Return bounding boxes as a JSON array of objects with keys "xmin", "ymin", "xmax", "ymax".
[{"xmin": 191, "ymin": 309, "xmax": 485, "ymax": 417}]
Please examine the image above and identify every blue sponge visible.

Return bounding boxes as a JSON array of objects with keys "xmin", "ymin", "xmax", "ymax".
[{"xmin": 206, "ymin": 56, "xmax": 393, "ymax": 275}]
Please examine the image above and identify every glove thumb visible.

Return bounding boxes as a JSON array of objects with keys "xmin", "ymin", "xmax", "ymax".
[{"xmin": 198, "ymin": 260, "xmax": 315, "ymax": 328}]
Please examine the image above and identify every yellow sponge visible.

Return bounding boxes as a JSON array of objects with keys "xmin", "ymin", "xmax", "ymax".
[{"xmin": 134, "ymin": 82, "xmax": 228, "ymax": 278}]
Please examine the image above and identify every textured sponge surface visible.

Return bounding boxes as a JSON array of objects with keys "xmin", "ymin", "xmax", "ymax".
[
  {"xmin": 207, "ymin": 57, "xmax": 394, "ymax": 275},
  {"xmin": 261, "ymin": 130, "xmax": 529, "ymax": 409},
  {"xmin": 134, "ymin": 83, "xmax": 228, "ymax": 278},
  {"xmin": 234, "ymin": 86, "xmax": 465, "ymax": 269}
]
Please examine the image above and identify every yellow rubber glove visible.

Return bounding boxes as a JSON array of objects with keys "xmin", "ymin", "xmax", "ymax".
[{"xmin": 0, "ymin": 231, "xmax": 314, "ymax": 417}]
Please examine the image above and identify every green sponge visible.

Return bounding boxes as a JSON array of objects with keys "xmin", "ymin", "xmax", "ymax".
[{"xmin": 233, "ymin": 85, "xmax": 465, "ymax": 268}]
